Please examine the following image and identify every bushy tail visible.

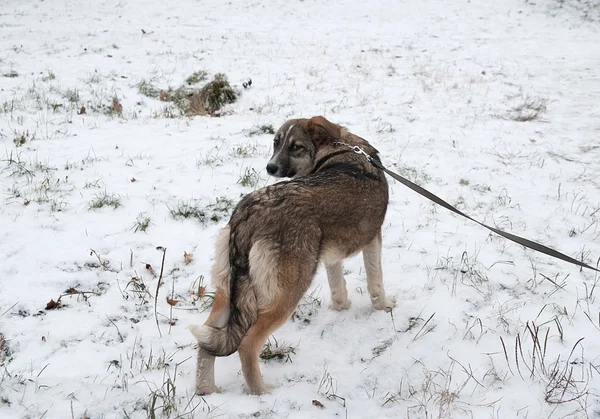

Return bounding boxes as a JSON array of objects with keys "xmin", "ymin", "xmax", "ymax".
[
  {"xmin": 190, "ymin": 199, "xmax": 258, "ymax": 356},
  {"xmin": 190, "ymin": 278, "xmax": 257, "ymax": 356}
]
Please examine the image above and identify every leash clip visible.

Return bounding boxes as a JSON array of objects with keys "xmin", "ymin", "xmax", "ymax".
[
  {"xmin": 333, "ymin": 142, "xmax": 372, "ymax": 162},
  {"xmin": 353, "ymin": 146, "xmax": 372, "ymax": 162}
]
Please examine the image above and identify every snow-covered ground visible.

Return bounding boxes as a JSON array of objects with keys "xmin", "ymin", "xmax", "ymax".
[{"xmin": 1, "ymin": 0, "xmax": 599, "ymax": 417}]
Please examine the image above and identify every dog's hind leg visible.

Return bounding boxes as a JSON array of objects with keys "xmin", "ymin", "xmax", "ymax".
[
  {"xmin": 325, "ymin": 262, "xmax": 350, "ymax": 310},
  {"xmin": 363, "ymin": 230, "xmax": 396, "ymax": 311},
  {"xmin": 237, "ymin": 298, "xmax": 298, "ymax": 394},
  {"xmin": 238, "ymin": 228, "xmax": 321, "ymax": 394},
  {"xmin": 238, "ymin": 249, "xmax": 318, "ymax": 396}
]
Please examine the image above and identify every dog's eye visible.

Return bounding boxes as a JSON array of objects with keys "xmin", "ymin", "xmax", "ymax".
[{"xmin": 289, "ymin": 144, "xmax": 303, "ymax": 152}]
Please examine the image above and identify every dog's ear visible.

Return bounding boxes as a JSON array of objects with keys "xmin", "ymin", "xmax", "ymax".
[{"xmin": 307, "ymin": 116, "xmax": 341, "ymax": 145}]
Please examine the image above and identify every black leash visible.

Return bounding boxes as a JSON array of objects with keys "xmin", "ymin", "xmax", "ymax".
[{"xmin": 334, "ymin": 142, "xmax": 600, "ymax": 274}]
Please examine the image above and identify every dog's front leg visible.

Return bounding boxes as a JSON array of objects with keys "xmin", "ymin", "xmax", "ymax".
[
  {"xmin": 325, "ymin": 261, "xmax": 351, "ymax": 310},
  {"xmin": 363, "ymin": 231, "xmax": 396, "ymax": 312}
]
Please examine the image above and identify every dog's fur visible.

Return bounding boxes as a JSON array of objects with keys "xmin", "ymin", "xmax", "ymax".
[{"xmin": 189, "ymin": 116, "xmax": 395, "ymax": 395}]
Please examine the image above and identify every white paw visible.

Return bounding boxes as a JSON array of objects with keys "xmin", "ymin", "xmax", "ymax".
[
  {"xmin": 195, "ymin": 384, "xmax": 220, "ymax": 395},
  {"xmin": 247, "ymin": 383, "xmax": 271, "ymax": 395},
  {"xmin": 330, "ymin": 298, "xmax": 351, "ymax": 311},
  {"xmin": 372, "ymin": 296, "xmax": 396, "ymax": 312}
]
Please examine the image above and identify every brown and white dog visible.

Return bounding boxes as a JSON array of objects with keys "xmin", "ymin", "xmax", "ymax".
[{"xmin": 190, "ymin": 116, "xmax": 395, "ymax": 395}]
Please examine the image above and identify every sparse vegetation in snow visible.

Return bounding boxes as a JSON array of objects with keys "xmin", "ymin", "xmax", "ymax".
[{"xmin": 0, "ymin": 0, "xmax": 599, "ymax": 418}]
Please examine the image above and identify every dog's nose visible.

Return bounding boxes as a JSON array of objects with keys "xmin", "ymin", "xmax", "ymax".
[{"xmin": 266, "ymin": 163, "xmax": 278, "ymax": 176}]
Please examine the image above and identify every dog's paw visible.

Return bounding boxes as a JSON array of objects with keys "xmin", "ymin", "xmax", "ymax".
[
  {"xmin": 330, "ymin": 298, "xmax": 351, "ymax": 311},
  {"xmin": 372, "ymin": 295, "xmax": 396, "ymax": 312},
  {"xmin": 195, "ymin": 384, "xmax": 220, "ymax": 395},
  {"xmin": 247, "ymin": 383, "xmax": 271, "ymax": 395}
]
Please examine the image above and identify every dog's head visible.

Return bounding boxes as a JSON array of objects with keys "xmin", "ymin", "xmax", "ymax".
[{"xmin": 266, "ymin": 116, "xmax": 341, "ymax": 178}]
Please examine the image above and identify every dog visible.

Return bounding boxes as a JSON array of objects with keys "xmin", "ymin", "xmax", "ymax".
[{"xmin": 189, "ymin": 116, "xmax": 395, "ymax": 395}]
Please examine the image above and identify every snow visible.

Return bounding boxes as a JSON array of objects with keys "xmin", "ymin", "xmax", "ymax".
[{"xmin": 1, "ymin": 0, "xmax": 599, "ymax": 417}]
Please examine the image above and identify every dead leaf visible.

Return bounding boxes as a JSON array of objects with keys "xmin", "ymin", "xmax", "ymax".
[
  {"xmin": 169, "ymin": 320, "xmax": 176, "ymax": 326},
  {"xmin": 159, "ymin": 91, "xmax": 169, "ymax": 102},
  {"xmin": 65, "ymin": 287, "xmax": 80, "ymax": 294},
  {"xmin": 112, "ymin": 98, "xmax": 123, "ymax": 114},
  {"xmin": 41, "ymin": 336, "xmax": 46, "ymax": 342},
  {"xmin": 106, "ymin": 54, "xmax": 113, "ymax": 58},
  {"xmin": 78, "ymin": 105, "xmax": 86, "ymax": 115},
  {"xmin": 145, "ymin": 263, "xmax": 156, "ymax": 277},
  {"xmin": 166, "ymin": 297, "xmax": 180, "ymax": 306},
  {"xmin": 129, "ymin": 317, "xmax": 140, "ymax": 324},
  {"xmin": 312, "ymin": 400, "xmax": 325, "ymax": 409},
  {"xmin": 130, "ymin": 177, "xmax": 137, "ymax": 182},
  {"xmin": 45, "ymin": 299, "xmax": 60, "ymax": 310},
  {"xmin": 197, "ymin": 285, "xmax": 206, "ymax": 297},
  {"xmin": 184, "ymin": 251, "xmax": 193, "ymax": 265}
]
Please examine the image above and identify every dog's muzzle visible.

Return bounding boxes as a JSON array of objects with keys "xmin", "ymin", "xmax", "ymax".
[{"xmin": 266, "ymin": 163, "xmax": 278, "ymax": 176}]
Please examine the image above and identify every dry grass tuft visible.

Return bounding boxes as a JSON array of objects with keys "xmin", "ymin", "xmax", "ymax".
[
  {"xmin": 139, "ymin": 73, "xmax": 238, "ymax": 117},
  {"xmin": 500, "ymin": 96, "xmax": 548, "ymax": 122},
  {"xmin": 0, "ymin": 333, "xmax": 12, "ymax": 366},
  {"xmin": 188, "ymin": 74, "xmax": 238, "ymax": 116},
  {"xmin": 259, "ymin": 337, "xmax": 297, "ymax": 362}
]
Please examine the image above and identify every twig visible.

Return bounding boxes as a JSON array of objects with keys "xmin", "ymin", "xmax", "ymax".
[
  {"xmin": 90, "ymin": 249, "xmax": 107, "ymax": 270},
  {"xmin": 154, "ymin": 247, "xmax": 167, "ymax": 338},
  {"xmin": 545, "ymin": 339, "xmax": 588, "ymax": 405},
  {"xmin": 527, "ymin": 322, "xmax": 547, "ymax": 375},
  {"xmin": 45, "ymin": 288, "xmax": 101, "ymax": 310},
  {"xmin": 584, "ymin": 311, "xmax": 600, "ymax": 332},
  {"xmin": 499, "ymin": 336, "xmax": 514, "ymax": 376},
  {"xmin": 169, "ymin": 268, "xmax": 177, "ymax": 334},
  {"xmin": 527, "ymin": 323, "xmax": 536, "ymax": 377},
  {"xmin": 107, "ymin": 316, "xmax": 124, "ymax": 343},
  {"xmin": 37, "ymin": 363, "xmax": 50, "ymax": 377},
  {"xmin": 1, "ymin": 301, "xmax": 18, "ymax": 317},
  {"xmin": 515, "ymin": 334, "xmax": 523, "ymax": 379},
  {"xmin": 63, "ymin": 288, "xmax": 101, "ymax": 297},
  {"xmin": 130, "ymin": 335, "xmax": 138, "ymax": 369},
  {"xmin": 543, "ymin": 328, "xmax": 549, "ymax": 368},
  {"xmin": 564, "ymin": 338, "xmax": 585, "ymax": 369},
  {"xmin": 413, "ymin": 312, "xmax": 436, "ymax": 341},
  {"xmin": 516, "ymin": 333, "xmax": 531, "ymax": 375},
  {"xmin": 447, "ymin": 353, "xmax": 484, "ymax": 389},
  {"xmin": 389, "ymin": 310, "xmax": 399, "ymax": 340}
]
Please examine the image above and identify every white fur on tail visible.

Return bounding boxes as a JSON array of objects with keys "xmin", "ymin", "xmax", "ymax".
[{"xmin": 188, "ymin": 324, "xmax": 212, "ymax": 344}]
